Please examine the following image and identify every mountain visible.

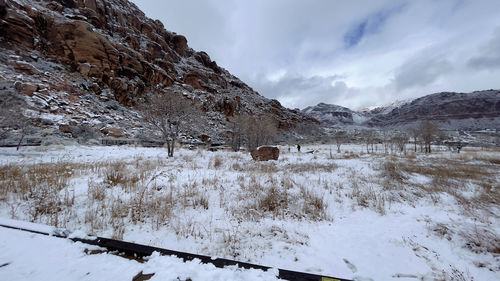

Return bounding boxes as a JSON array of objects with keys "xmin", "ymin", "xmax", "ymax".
[
  {"xmin": 361, "ymin": 99, "xmax": 413, "ymax": 116},
  {"xmin": 0, "ymin": 0, "xmax": 315, "ymax": 145},
  {"xmin": 367, "ymin": 90, "xmax": 500, "ymax": 130},
  {"xmin": 302, "ymin": 90, "xmax": 500, "ymax": 130},
  {"xmin": 302, "ymin": 103, "xmax": 369, "ymax": 127}
]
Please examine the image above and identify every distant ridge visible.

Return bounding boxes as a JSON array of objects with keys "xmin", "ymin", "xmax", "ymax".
[{"xmin": 302, "ymin": 90, "xmax": 500, "ymax": 130}]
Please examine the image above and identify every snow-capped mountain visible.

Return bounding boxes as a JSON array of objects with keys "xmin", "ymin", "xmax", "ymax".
[
  {"xmin": 361, "ymin": 99, "xmax": 414, "ymax": 116},
  {"xmin": 303, "ymin": 90, "xmax": 500, "ymax": 130},
  {"xmin": 302, "ymin": 103, "xmax": 369, "ymax": 127}
]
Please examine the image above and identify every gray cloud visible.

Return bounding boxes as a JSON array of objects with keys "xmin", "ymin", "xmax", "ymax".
[
  {"xmin": 131, "ymin": 0, "xmax": 500, "ymax": 109},
  {"xmin": 394, "ymin": 53, "xmax": 453, "ymax": 91},
  {"xmin": 468, "ymin": 28, "xmax": 500, "ymax": 70},
  {"xmin": 250, "ymin": 73, "xmax": 373, "ymax": 110}
]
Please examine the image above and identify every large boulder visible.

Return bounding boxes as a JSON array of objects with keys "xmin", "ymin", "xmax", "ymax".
[{"xmin": 250, "ymin": 146, "xmax": 279, "ymax": 161}]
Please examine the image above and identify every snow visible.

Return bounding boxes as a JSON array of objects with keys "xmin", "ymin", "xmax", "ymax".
[
  {"xmin": 0, "ymin": 217, "xmax": 55, "ymax": 235},
  {"xmin": 352, "ymin": 113, "xmax": 369, "ymax": 124},
  {"xmin": 364, "ymin": 98, "xmax": 414, "ymax": 115},
  {"xmin": 0, "ymin": 144, "xmax": 499, "ymax": 280},
  {"xmin": 0, "ymin": 227, "xmax": 279, "ymax": 281}
]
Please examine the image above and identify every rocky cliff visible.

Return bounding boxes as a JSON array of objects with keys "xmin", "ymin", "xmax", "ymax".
[
  {"xmin": 303, "ymin": 90, "xmax": 500, "ymax": 130},
  {"xmin": 0, "ymin": 0, "xmax": 314, "ymax": 145}
]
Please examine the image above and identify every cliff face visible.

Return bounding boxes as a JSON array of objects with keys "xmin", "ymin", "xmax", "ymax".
[{"xmin": 0, "ymin": 0, "xmax": 314, "ymax": 143}]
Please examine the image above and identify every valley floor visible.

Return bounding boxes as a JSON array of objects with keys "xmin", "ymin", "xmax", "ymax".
[{"xmin": 0, "ymin": 144, "xmax": 499, "ymax": 280}]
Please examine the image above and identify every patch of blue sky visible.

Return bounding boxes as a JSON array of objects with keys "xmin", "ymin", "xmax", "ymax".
[{"xmin": 343, "ymin": 3, "xmax": 407, "ymax": 48}]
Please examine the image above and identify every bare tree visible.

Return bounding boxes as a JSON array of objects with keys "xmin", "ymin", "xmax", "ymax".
[
  {"xmin": 361, "ymin": 130, "xmax": 375, "ymax": 153},
  {"xmin": 418, "ymin": 121, "xmax": 439, "ymax": 154},
  {"xmin": 139, "ymin": 92, "xmax": 196, "ymax": 157},
  {"xmin": 392, "ymin": 132, "xmax": 409, "ymax": 155},
  {"xmin": 245, "ymin": 115, "xmax": 278, "ymax": 151},
  {"xmin": 227, "ymin": 114, "xmax": 247, "ymax": 152},
  {"xmin": 409, "ymin": 128, "xmax": 420, "ymax": 153},
  {"xmin": 333, "ymin": 130, "xmax": 347, "ymax": 153},
  {"xmin": 380, "ymin": 130, "xmax": 391, "ymax": 154}
]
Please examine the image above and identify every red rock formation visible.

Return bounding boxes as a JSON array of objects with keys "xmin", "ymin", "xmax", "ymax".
[
  {"xmin": 250, "ymin": 146, "xmax": 280, "ymax": 161},
  {"xmin": 0, "ymin": 0, "xmax": 317, "ymax": 142}
]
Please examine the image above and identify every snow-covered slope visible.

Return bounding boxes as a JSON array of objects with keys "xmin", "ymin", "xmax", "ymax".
[
  {"xmin": 1, "ymin": 144, "xmax": 498, "ymax": 280},
  {"xmin": 362, "ymin": 99, "xmax": 414, "ymax": 116},
  {"xmin": 303, "ymin": 90, "xmax": 500, "ymax": 130},
  {"xmin": 367, "ymin": 90, "xmax": 500, "ymax": 130},
  {"xmin": 302, "ymin": 103, "xmax": 369, "ymax": 127},
  {"xmin": 0, "ymin": 225, "xmax": 280, "ymax": 281}
]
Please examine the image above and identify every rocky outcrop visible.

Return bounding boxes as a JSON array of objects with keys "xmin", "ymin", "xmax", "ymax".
[
  {"xmin": 250, "ymin": 146, "xmax": 279, "ymax": 161},
  {"xmin": 0, "ymin": 0, "xmax": 316, "ymax": 143}
]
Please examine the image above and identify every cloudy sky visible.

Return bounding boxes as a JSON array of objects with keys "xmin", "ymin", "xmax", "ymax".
[{"xmin": 131, "ymin": 0, "xmax": 500, "ymax": 110}]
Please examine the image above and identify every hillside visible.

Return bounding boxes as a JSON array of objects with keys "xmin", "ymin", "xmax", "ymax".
[
  {"xmin": 0, "ymin": 0, "xmax": 315, "ymax": 145},
  {"xmin": 302, "ymin": 103, "xmax": 369, "ymax": 127},
  {"xmin": 303, "ymin": 90, "xmax": 500, "ymax": 130},
  {"xmin": 367, "ymin": 90, "xmax": 500, "ymax": 130}
]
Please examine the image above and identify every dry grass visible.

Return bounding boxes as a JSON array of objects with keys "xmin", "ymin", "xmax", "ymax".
[
  {"xmin": 429, "ymin": 221, "xmax": 500, "ymax": 272},
  {"xmin": 100, "ymin": 161, "xmax": 153, "ymax": 191},
  {"xmin": 211, "ymin": 155, "xmax": 223, "ymax": 169},
  {"xmin": 340, "ymin": 151, "xmax": 361, "ymax": 159},
  {"xmin": 376, "ymin": 156, "xmax": 499, "ymax": 217},
  {"xmin": 380, "ymin": 160, "xmax": 408, "ymax": 184},
  {"xmin": 285, "ymin": 162, "xmax": 338, "ymax": 173},
  {"xmin": 299, "ymin": 186, "xmax": 328, "ymax": 220},
  {"xmin": 258, "ymin": 186, "xmax": 288, "ymax": 215},
  {"xmin": 87, "ymin": 179, "xmax": 106, "ymax": 202},
  {"xmin": 459, "ymin": 151, "xmax": 500, "ymax": 165},
  {"xmin": 460, "ymin": 225, "xmax": 500, "ymax": 255},
  {"xmin": 0, "ymin": 162, "xmax": 87, "ymax": 199},
  {"xmin": 1, "ymin": 144, "xmax": 498, "ymax": 276}
]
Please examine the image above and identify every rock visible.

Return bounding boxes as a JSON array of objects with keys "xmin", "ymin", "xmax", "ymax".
[
  {"xmin": 172, "ymin": 34, "xmax": 187, "ymax": 56},
  {"xmin": 0, "ymin": 0, "xmax": 35, "ymax": 48},
  {"xmin": 58, "ymin": 124, "xmax": 72, "ymax": 133},
  {"xmin": 216, "ymin": 98, "xmax": 236, "ymax": 116},
  {"xmin": 70, "ymin": 125, "xmax": 98, "ymax": 140},
  {"xmin": 13, "ymin": 61, "xmax": 40, "ymax": 75},
  {"xmin": 184, "ymin": 74, "xmax": 203, "ymax": 91},
  {"xmin": 101, "ymin": 127, "xmax": 123, "ymax": 138},
  {"xmin": 194, "ymin": 51, "xmax": 221, "ymax": 73},
  {"xmin": 14, "ymin": 81, "xmax": 38, "ymax": 95},
  {"xmin": 199, "ymin": 134, "xmax": 211, "ymax": 143},
  {"xmin": 250, "ymin": 146, "xmax": 279, "ymax": 161}
]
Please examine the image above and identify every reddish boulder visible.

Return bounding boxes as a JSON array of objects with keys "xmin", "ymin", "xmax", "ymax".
[
  {"xmin": 250, "ymin": 146, "xmax": 279, "ymax": 161},
  {"xmin": 59, "ymin": 124, "xmax": 72, "ymax": 134},
  {"xmin": 184, "ymin": 73, "xmax": 204, "ymax": 90},
  {"xmin": 101, "ymin": 127, "xmax": 123, "ymax": 138},
  {"xmin": 199, "ymin": 134, "xmax": 211, "ymax": 143},
  {"xmin": 14, "ymin": 81, "xmax": 38, "ymax": 95}
]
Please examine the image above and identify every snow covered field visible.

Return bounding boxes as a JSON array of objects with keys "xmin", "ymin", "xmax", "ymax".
[{"xmin": 0, "ymin": 144, "xmax": 499, "ymax": 280}]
